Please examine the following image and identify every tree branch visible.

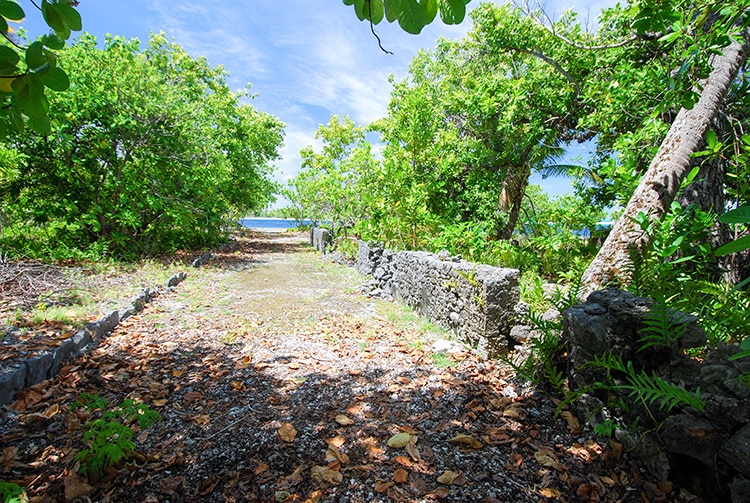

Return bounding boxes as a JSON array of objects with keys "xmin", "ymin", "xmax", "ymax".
[
  {"xmin": 514, "ymin": 0, "xmax": 638, "ymax": 51},
  {"xmin": 367, "ymin": 0, "xmax": 393, "ymax": 55}
]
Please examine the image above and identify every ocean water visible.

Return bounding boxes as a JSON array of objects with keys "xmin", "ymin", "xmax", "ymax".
[{"xmin": 239, "ymin": 218, "xmax": 310, "ymax": 231}]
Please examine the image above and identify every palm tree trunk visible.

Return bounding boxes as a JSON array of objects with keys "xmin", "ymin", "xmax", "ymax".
[{"xmin": 582, "ymin": 30, "xmax": 750, "ymax": 291}]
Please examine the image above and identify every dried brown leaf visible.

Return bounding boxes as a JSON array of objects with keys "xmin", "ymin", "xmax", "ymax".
[
  {"xmin": 325, "ymin": 435, "xmax": 346, "ymax": 448},
  {"xmin": 539, "ymin": 487, "xmax": 562, "ymax": 498},
  {"xmin": 437, "ymin": 470, "xmax": 461, "ymax": 485},
  {"xmin": 334, "ymin": 414, "xmax": 354, "ymax": 426},
  {"xmin": 278, "ymin": 422, "xmax": 297, "ymax": 442},
  {"xmin": 311, "ymin": 465, "xmax": 343, "ymax": 486},
  {"xmin": 64, "ymin": 472, "xmax": 93, "ymax": 501},
  {"xmin": 534, "ymin": 448, "xmax": 562, "ymax": 471},
  {"xmin": 192, "ymin": 414, "xmax": 210, "ymax": 426},
  {"xmin": 394, "ymin": 468, "xmax": 408, "ymax": 484},
  {"xmin": 560, "ymin": 410, "xmax": 581, "ymax": 433},
  {"xmin": 374, "ymin": 479, "xmax": 394, "ymax": 493},
  {"xmin": 449, "ymin": 433, "xmax": 483, "ymax": 451}
]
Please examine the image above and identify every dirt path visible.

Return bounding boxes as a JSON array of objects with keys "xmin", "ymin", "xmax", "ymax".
[{"xmin": 1, "ymin": 232, "xmax": 677, "ymax": 502}]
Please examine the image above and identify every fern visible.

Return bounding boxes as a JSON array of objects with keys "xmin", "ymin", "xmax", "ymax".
[
  {"xmin": 583, "ymin": 353, "xmax": 705, "ymax": 413},
  {"xmin": 551, "ymin": 275, "xmax": 585, "ymax": 313},
  {"xmin": 637, "ymin": 298, "xmax": 687, "ymax": 352}
]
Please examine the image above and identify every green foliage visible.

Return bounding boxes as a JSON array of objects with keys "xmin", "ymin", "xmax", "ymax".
[
  {"xmin": 636, "ymin": 299, "xmax": 687, "ymax": 352},
  {"xmin": 72, "ymin": 393, "xmax": 161, "ymax": 476},
  {"xmin": 0, "ymin": 0, "xmax": 82, "ymax": 135},
  {"xmin": 341, "ymin": 0, "xmax": 470, "ymax": 34},
  {"xmin": 0, "ymin": 481, "xmax": 26, "ymax": 503},
  {"xmin": 286, "ymin": 115, "xmax": 376, "ymax": 232},
  {"xmin": 1, "ymin": 34, "xmax": 284, "ymax": 260},
  {"xmin": 581, "ymin": 353, "xmax": 705, "ymax": 413},
  {"xmin": 430, "ymin": 351, "xmax": 457, "ymax": 368},
  {"xmin": 716, "ymin": 205, "xmax": 750, "ymax": 256}
]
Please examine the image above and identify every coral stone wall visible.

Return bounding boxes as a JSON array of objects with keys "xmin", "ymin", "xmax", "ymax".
[{"xmin": 357, "ymin": 240, "xmax": 519, "ymax": 356}]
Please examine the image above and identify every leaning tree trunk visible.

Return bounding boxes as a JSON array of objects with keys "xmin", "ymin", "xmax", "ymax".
[{"xmin": 582, "ymin": 31, "xmax": 750, "ymax": 291}]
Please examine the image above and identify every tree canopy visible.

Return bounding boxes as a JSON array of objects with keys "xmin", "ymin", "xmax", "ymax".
[{"xmin": 0, "ymin": 34, "xmax": 285, "ymax": 259}]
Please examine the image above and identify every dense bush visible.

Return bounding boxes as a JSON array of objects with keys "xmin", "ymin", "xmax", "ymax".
[{"xmin": 0, "ymin": 34, "xmax": 284, "ymax": 260}]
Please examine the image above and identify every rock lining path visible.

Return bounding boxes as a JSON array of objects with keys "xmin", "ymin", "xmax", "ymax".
[{"xmin": 0, "ymin": 231, "xmax": 686, "ymax": 502}]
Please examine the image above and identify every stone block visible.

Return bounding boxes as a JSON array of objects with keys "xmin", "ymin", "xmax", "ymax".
[
  {"xmin": 0, "ymin": 364, "xmax": 27, "ymax": 406},
  {"xmin": 660, "ymin": 414, "xmax": 724, "ymax": 466},
  {"xmin": 24, "ymin": 352, "xmax": 53, "ymax": 386},
  {"xmin": 720, "ymin": 424, "xmax": 750, "ymax": 478},
  {"xmin": 51, "ymin": 338, "xmax": 77, "ymax": 376}
]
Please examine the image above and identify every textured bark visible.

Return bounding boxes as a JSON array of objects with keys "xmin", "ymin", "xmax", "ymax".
[{"xmin": 582, "ymin": 31, "xmax": 750, "ymax": 291}]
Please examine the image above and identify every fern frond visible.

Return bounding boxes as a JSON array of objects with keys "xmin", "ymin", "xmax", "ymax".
[
  {"xmin": 637, "ymin": 299, "xmax": 687, "ymax": 352},
  {"xmin": 583, "ymin": 353, "xmax": 705, "ymax": 413}
]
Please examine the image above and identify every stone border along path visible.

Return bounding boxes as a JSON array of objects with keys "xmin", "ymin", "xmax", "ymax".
[{"xmin": 0, "ymin": 254, "xmax": 212, "ymax": 406}]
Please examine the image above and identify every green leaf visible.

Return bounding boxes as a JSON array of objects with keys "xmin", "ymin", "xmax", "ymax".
[
  {"xmin": 342, "ymin": 0, "xmax": 355, "ymax": 5},
  {"xmin": 0, "ymin": 0, "xmax": 25, "ymax": 21},
  {"xmin": 422, "ymin": 0, "xmax": 437, "ymax": 24},
  {"xmin": 26, "ymin": 41, "xmax": 47, "ymax": 70},
  {"xmin": 685, "ymin": 166, "xmax": 700, "ymax": 184},
  {"xmin": 0, "ymin": 16, "xmax": 7, "ymax": 35},
  {"xmin": 41, "ymin": 0, "xmax": 64, "ymax": 32},
  {"xmin": 0, "ymin": 45, "xmax": 20, "ymax": 75},
  {"xmin": 439, "ymin": 0, "xmax": 466, "ymax": 24},
  {"xmin": 384, "ymin": 0, "xmax": 400, "ymax": 22},
  {"xmin": 13, "ymin": 73, "xmax": 49, "ymax": 118},
  {"xmin": 40, "ymin": 65, "xmax": 69, "ymax": 91},
  {"xmin": 27, "ymin": 111, "xmax": 51, "ymax": 134},
  {"xmin": 42, "ymin": 33, "xmax": 66, "ymax": 50},
  {"xmin": 715, "ymin": 235, "xmax": 750, "ymax": 256},
  {"xmin": 369, "ymin": 0, "xmax": 385, "ymax": 23},
  {"xmin": 353, "ymin": 0, "xmax": 367, "ymax": 21},
  {"xmin": 398, "ymin": 0, "xmax": 426, "ymax": 34},
  {"xmin": 718, "ymin": 206, "xmax": 750, "ymax": 225},
  {"xmin": 57, "ymin": 3, "xmax": 82, "ymax": 32}
]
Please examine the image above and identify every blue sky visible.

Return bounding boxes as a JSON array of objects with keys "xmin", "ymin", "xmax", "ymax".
[{"xmin": 20, "ymin": 0, "xmax": 615, "ymax": 207}]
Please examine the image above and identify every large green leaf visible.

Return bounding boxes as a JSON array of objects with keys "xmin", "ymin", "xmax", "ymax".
[
  {"xmin": 353, "ymin": 0, "xmax": 367, "ymax": 21},
  {"xmin": 41, "ymin": 0, "xmax": 64, "ymax": 33},
  {"xmin": 0, "ymin": 45, "xmax": 19, "ymax": 75},
  {"xmin": 42, "ymin": 33, "xmax": 66, "ymax": 50},
  {"xmin": 41, "ymin": 65, "xmax": 69, "ymax": 91},
  {"xmin": 718, "ymin": 205, "xmax": 750, "ymax": 225},
  {"xmin": 398, "ymin": 0, "xmax": 426, "ymax": 34},
  {"xmin": 57, "ymin": 3, "xmax": 82, "ymax": 32},
  {"xmin": 384, "ymin": 0, "xmax": 400, "ymax": 22},
  {"xmin": 0, "ymin": 0, "xmax": 25, "ymax": 21},
  {"xmin": 422, "ymin": 0, "xmax": 438, "ymax": 24},
  {"xmin": 369, "ymin": 0, "xmax": 385, "ymax": 24},
  {"xmin": 26, "ymin": 41, "xmax": 47, "ymax": 70},
  {"xmin": 13, "ymin": 73, "xmax": 49, "ymax": 118},
  {"xmin": 439, "ymin": 0, "xmax": 466, "ymax": 24},
  {"xmin": 27, "ymin": 111, "xmax": 51, "ymax": 135},
  {"xmin": 715, "ymin": 235, "xmax": 750, "ymax": 256}
]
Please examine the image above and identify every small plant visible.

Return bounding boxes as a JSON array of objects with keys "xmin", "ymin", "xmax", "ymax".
[
  {"xmin": 0, "ymin": 482, "xmax": 26, "ymax": 503},
  {"xmin": 430, "ymin": 351, "xmax": 457, "ymax": 368},
  {"xmin": 637, "ymin": 298, "xmax": 687, "ymax": 352},
  {"xmin": 592, "ymin": 418, "xmax": 620, "ymax": 438},
  {"xmin": 220, "ymin": 331, "xmax": 240, "ymax": 345},
  {"xmin": 576, "ymin": 353, "xmax": 705, "ymax": 413},
  {"xmin": 72, "ymin": 393, "xmax": 161, "ymax": 477}
]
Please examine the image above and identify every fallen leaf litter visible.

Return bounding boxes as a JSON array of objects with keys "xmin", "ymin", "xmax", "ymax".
[{"xmin": 0, "ymin": 231, "xmax": 697, "ymax": 502}]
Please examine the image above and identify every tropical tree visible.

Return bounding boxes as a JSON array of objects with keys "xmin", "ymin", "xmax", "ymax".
[
  {"xmin": 0, "ymin": 33, "xmax": 284, "ymax": 258},
  {"xmin": 286, "ymin": 115, "xmax": 377, "ymax": 233},
  {"xmin": 581, "ymin": 0, "xmax": 750, "ymax": 289}
]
